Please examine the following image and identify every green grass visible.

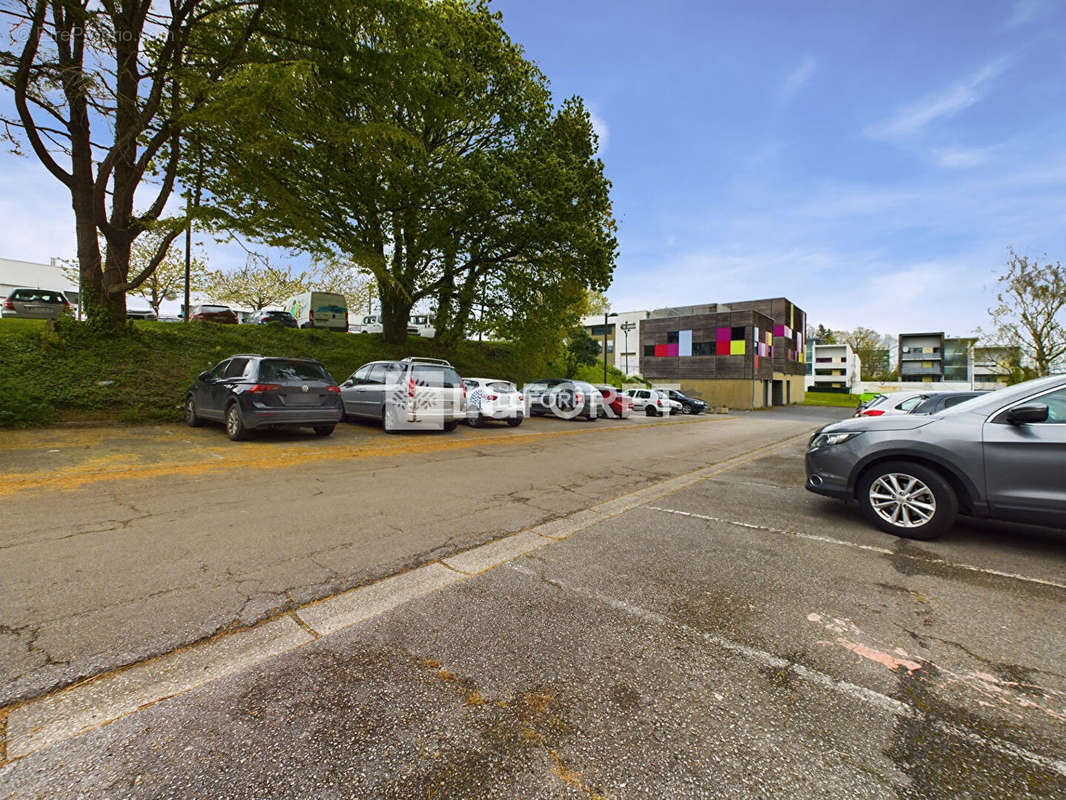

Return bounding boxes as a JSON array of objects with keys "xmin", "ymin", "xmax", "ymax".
[
  {"xmin": 0, "ymin": 318, "xmax": 548, "ymax": 427},
  {"xmin": 803, "ymin": 391, "xmax": 861, "ymax": 408}
]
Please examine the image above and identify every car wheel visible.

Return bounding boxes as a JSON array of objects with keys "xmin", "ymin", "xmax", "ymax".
[
  {"xmin": 382, "ymin": 406, "xmax": 398, "ymax": 434},
  {"xmin": 506, "ymin": 417, "xmax": 522, "ymax": 427},
  {"xmin": 858, "ymin": 461, "xmax": 957, "ymax": 540},
  {"xmin": 469, "ymin": 413, "xmax": 483, "ymax": 428},
  {"xmin": 645, "ymin": 405, "xmax": 657, "ymax": 417},
  {"xmin": 681, "ymin": 404, "xmax": 692, "ymax": 414},
  {"xmin": 184, "ymin": 395, "xmax": 202, "ymax": 427},
  {"xmin": 225, "ymin": 402, "xmax": 248, "ymax": 441},
  {"xmin": 313, "ymin": 425, "xmax": 335, "ymax": 436},
  {"xmin": 443, "ymin": 420, "xmax": 459, "ymax": 432}
]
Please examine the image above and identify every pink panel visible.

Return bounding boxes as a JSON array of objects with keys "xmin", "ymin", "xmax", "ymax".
[
  {"xmin": 716, "ymin": 327, "xmax": 731, "ymax": 342},
  {"xmin": 773, "ymin": 325, "xmax": 785, "ymax": 337},
  {"xmin": 665, "ymin": 343, "xmax": 679, "ymax": 357}
]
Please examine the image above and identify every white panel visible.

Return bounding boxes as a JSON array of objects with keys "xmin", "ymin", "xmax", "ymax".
[{"xmin": 679, "ymin": 329, "xmax": 693, "ymax": 357}]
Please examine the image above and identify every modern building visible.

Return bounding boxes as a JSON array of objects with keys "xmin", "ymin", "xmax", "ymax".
[
  {"xmin": 0, "ymin": 257, "xmax": 77, "ymax": 303},
  {"xmin": 582, "ymin": 309, "xmax": 649, "ymax": 378},
  {"xmin": 638, "ymin": 298, "xmax": 806, "ymax": 408},
  {"xmin": 805, "ymin": 342, "xmax": 862, "ymax": 392},
  {"xmin": 898, "ymin": 332, "xmax": 975, "ymax": 383}
]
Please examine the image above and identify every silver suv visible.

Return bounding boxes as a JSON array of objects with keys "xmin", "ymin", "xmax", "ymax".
[
  {"xmin": 339, "ymin": 357, "xmax": 465, "ymax": 433},
  {"xmin": 806, "ymin": 375, "xmax": 1066, "ymax": 539}
]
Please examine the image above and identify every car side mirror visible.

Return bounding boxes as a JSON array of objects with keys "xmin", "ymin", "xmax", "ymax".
[
  {"xmin": 198, "ymin": 371, "xmax": 210, "ymax": 382},
  {"xmin": 1005, "ymin": 404, "xmax": 1048, "ymax": 425}
]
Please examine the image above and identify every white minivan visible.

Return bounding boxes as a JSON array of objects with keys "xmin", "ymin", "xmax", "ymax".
[{"xmin": 284, "ymin": 291, "xmax": 348, "ymax": 331}]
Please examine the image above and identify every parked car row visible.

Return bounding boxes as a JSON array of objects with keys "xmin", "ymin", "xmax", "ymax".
[
  {"xmin": 186, "ymin": 353, "xmax": 707, "ymax": 441},
  {"xmin": 855, "ymin": 390, "xmax": 987, "ymax": 417},
  {"xmin": 807, "ymin": 375, "xmax": 1066, "ymax": 540}
]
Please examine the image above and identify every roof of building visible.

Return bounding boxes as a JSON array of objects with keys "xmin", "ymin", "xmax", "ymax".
[{"xmin": 0, "ymin": 257, "xmax": 74, "ymax": 291}]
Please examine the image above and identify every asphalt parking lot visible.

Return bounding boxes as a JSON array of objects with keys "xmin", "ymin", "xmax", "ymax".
[{"xmin": 2, "ymin": 406, "xmax": 1064, "ymax": 798}]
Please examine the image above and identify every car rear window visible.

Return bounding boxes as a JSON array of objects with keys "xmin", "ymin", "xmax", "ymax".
[
  {"xmin": 257, "ymin": 359, "xmax": 332, "ymax": 382},
  {"xmin": 200, "ymin": 305, "xmax": 230, "ymax": 313},
  {"xmin": 487, "ymin": 381, "xmax": 516, "ymax": 393},
  {"xmin": 410, "ymin": 364, "xmax": 461, "ymax": 388},
  {"xmin": 12, "ymin": 290, "xmax": 65, "ymax": 303}
]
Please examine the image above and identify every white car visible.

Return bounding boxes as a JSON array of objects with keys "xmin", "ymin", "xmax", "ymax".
[
  {"xmin": 625, "ymin": 388, "xmax": 681, "ymax": 417},
  {"xmin": 855, "ymin": 391, "xmax": 938, "ymax": 418},
  {"xmin": 462, "ymin": 378, "xmax": 524, "ymax": 427}
]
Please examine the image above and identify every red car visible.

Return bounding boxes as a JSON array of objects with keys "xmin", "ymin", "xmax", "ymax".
[
  {"xmin": 594, "ymin": 386, "xmax": 633, "ymax": 419},
  {"xmin": 189, "ymin": 304, "xmax": 239, "ymax": 324}
]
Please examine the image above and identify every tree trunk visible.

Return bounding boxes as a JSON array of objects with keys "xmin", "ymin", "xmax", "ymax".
[{"xmin": 379, "ymin": 284, "xmax": 413, "ymax": 344}]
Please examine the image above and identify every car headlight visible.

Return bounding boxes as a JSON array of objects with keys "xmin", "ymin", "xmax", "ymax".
[{"xmin": 809, "ymin": 431, "xmax": 861, "ymax": 449}]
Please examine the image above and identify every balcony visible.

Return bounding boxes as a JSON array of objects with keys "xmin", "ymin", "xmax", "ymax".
[
  {"xmin": 900, "ymin": 351, "xmax": 942, "ymax": 361},
  {"xmin": 900, "ymin": 364, "xmax": 943, "ymax": 376}
]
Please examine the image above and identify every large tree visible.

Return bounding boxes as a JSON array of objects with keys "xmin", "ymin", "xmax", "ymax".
[
  {"xmin": 0, "ymin": 0, "xmax": 264, "ymax": 328},
  {"xmin": 841, "ymin": 326, "xmax": 885, "ymax": 380},
  {"xmin": 192, "ymin": 0, "xmax": 616, "ymax": 344},
  {"xmin": 986, "ymin": 248, "xmax": 1066, "ymax": 376},
  {"xmin": 204, "ymin": 255, "xmax": 310, "ymax": 311}
]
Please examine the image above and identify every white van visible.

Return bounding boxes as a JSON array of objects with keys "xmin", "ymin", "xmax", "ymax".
[
  {"xmin": 350, "ymin": 314, "xmax": 383, "ymax": 334},
  {"xmin": 408, "ymin": 313, "xmax": 436, "ymax": 338},
  {"xmin": 284, "ymin": 291, "xmax": 348, "ymax": 331}
]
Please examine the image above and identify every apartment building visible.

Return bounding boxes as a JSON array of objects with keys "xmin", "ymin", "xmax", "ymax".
[
  {"xmin": 898, "ymin": 332, "xmax": 975, "ymax": 383},
  {"xmin": 805, "ymin": 342, "xmax": 862, "ymax": 392},
  {"xmin": 582, "ymin": 309, "xmax": 649, "ymax": 378}
]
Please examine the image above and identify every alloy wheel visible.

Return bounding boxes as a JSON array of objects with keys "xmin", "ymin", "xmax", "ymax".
[{"xmin": 868, "ymin": 473, "xmax": 936, "ymax": 528}]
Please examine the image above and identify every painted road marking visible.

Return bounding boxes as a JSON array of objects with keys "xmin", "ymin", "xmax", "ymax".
[
  {"xmin": 647, "ymin": 506, "xmax": 1066, "ymax": 592},
  {"xmin": 0, "ymin": 429, "xmax": 816, "ymax": 763},
  {"xmin": 507, "ymin": 563, "xmax": 1066, "ymax": 779}
]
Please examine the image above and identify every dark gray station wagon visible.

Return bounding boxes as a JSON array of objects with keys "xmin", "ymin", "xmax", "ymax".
[
  {"xmin": 806, "ymin": 375, "xmax": 1066, "ymax": 539},
  {"xmin": 185, "ymin": 355, "xmax": 343, "ymax": 440}
]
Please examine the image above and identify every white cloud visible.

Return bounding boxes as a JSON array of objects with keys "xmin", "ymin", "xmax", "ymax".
[
  {"xmin": 779, "ymin": 56, "xmax": 817, "ymax": 103},
  {"xmin": 865, "ymin": 58, "xmax": 1011, "ymax": 139},
  {"xmin": 930, "ymin": 145, "xmax": 993, "ymax": 168},
  {"xmin": 589, "ymin": 107, "xmax": 609, "ymax": 153},
  {"xmin": 1007, "ymin": 0, "xmax": 1050, "ymax": 27}
]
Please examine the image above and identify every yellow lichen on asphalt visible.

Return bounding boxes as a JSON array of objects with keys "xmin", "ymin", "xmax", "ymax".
[{"xmin": 0, "ymin": 420, "xmax": 723, "ymax": 498}]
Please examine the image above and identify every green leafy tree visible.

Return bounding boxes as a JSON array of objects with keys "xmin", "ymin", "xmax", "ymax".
[
  {"xmin": 985, "ymin": 248, "xmax": 1066, "ymax": 376},
  {"xmin": 205, "ymin": 256, "xmax": 310, "ymax": 311},
  {"xmin": 815, "ymin": 324, "xmax": 836, "ymax": 344},
  {"xmin": 563, "ymin": 328, "xmax": 601, "ymax": 378},
  {"xmin": 0, "ymin": 0, "xmax": 266, "ymax": 328},
  {"xmin": 842, "ymin": 327, "xmax": 885, "ymax": 380},
  {"xmin": 191, "ymin": 0, "xmax": 615, "ymax": 344}
]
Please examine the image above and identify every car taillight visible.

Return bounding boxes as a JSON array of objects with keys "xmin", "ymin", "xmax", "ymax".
[
  {"xmin": 485, "ymin": 394, "xmax": 498, "ymax": 401},
  {"xmin": 2, "ymin": 298, "xmax": 13, "ymax": 310},
  {"xmin": 657, "ymin": 398, "xmax": 662, "ymax": 406},
  {"xmin": 309, "ymin": 309, "xmax": 315, "ymax": 322},
  {"xmin": 344, "ymin": 310, "xmax": 349, "ymax": 327},
  {"xmin": 518, "ymin": 394, "xmax": 523, "ymax": 401},
  {"xmin": 575, "ymin": 391, "xmax": 583, "ymax": 403},
  {"xmin": 326, "ymin": 386, "xmax": 341, "ymax": 394},
  {"xmin": 408, "ymin": 377, "xmax": 415, "ymax": 398},
  {"xmin": 248, "ymin": 384, "xmax": 282, "ymax": 393},
  {"xmin": 862, "ymin": 409, "xmax": 884, "ymax": 416}
]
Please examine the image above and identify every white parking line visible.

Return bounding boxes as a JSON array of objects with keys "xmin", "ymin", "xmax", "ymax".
[
  {"xmin": 646, "ymin": 506, "xmax": 1066, "ymax": 591},
  {"xmin": 508, "ymin": 562, "xmax": 1066, "ymax": 778}
]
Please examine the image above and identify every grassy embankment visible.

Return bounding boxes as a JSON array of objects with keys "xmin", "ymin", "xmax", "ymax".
[
  {"xmin": 802, "ymin": 391, "xmax": 862, "ymax": 408},
  {"xmin": 0, "ymin": 318, "xmax": 627, "ymax": 427}
]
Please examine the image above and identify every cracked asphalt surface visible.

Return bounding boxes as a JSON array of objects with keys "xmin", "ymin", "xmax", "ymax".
[
  {"xmin": 0, "ymin": 408, "xmax": 823, "ymax": 706},
  {"xmin": 2, "ymin": 405, "xmax": 1064, "ymax": 799}
]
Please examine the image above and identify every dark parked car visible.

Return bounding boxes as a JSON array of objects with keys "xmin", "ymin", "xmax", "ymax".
[
  {"xmin": 523, "ymin": 379, "xmax": 600, "ymax": 421},
  {"xmin": 908, "ymin": 391, "xmax": 987, "ymax": 415},
  {"xmin": 594, "ymin": 386, "xmax": 633, "ymax": 419},
  {"xmin": 806, "ymin": 375, "xmax": 1066, "ymax": 539},
  {"xmin": 184, "ymin": 355, "xmax": 343, "ymax": 441},
  {"xmin": 248, "ymin": 309, "xmax": 298, "ymax": 327},
  {"xmin": 2, "ymin": 288, "xmax": 73, "ymax": 319},
  {"xmin": 189, "ymin": 304, "xmax": 239, "ymax": 324},
  {"xmin": 661, "ymin": 389, "xmax": 707, "ymax": 415}
]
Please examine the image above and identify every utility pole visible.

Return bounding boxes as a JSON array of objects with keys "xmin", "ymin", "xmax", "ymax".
[{"xmin": 621, "ymin": 321, "xmax": 637, "ymax": 378}]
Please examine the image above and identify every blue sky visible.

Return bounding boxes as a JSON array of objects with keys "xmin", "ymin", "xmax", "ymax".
[{"xmin": 3, "ymin": 0, "xmax": 1065, "ymax": 335}]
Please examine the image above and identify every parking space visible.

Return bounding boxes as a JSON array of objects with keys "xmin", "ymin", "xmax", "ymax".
[{"xmin": 3, "ymin": 426, "xmax": 1063, "ymax": 798}]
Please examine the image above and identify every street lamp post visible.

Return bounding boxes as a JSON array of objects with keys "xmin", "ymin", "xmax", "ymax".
[
  {"xmin": 621, "ymin": 320, "xmax": 637, "ymax": 378},
  {"xmin": 603, "ymin": 312, "xmax": 618, "ymax": 384}
]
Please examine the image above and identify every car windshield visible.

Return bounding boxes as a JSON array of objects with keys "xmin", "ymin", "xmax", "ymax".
[{"xmin": 257, "ymin": 359, "xmax": 331, "ymax": 382}]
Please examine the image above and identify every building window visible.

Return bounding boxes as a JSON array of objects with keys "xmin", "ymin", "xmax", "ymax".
[
  {"xmin": 693, "ymin": 341, "xmax": 714, "ymax": 356},
  {"xmin": 643, "ymin": 344, "xmax": 655, "ymax": 357}
]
